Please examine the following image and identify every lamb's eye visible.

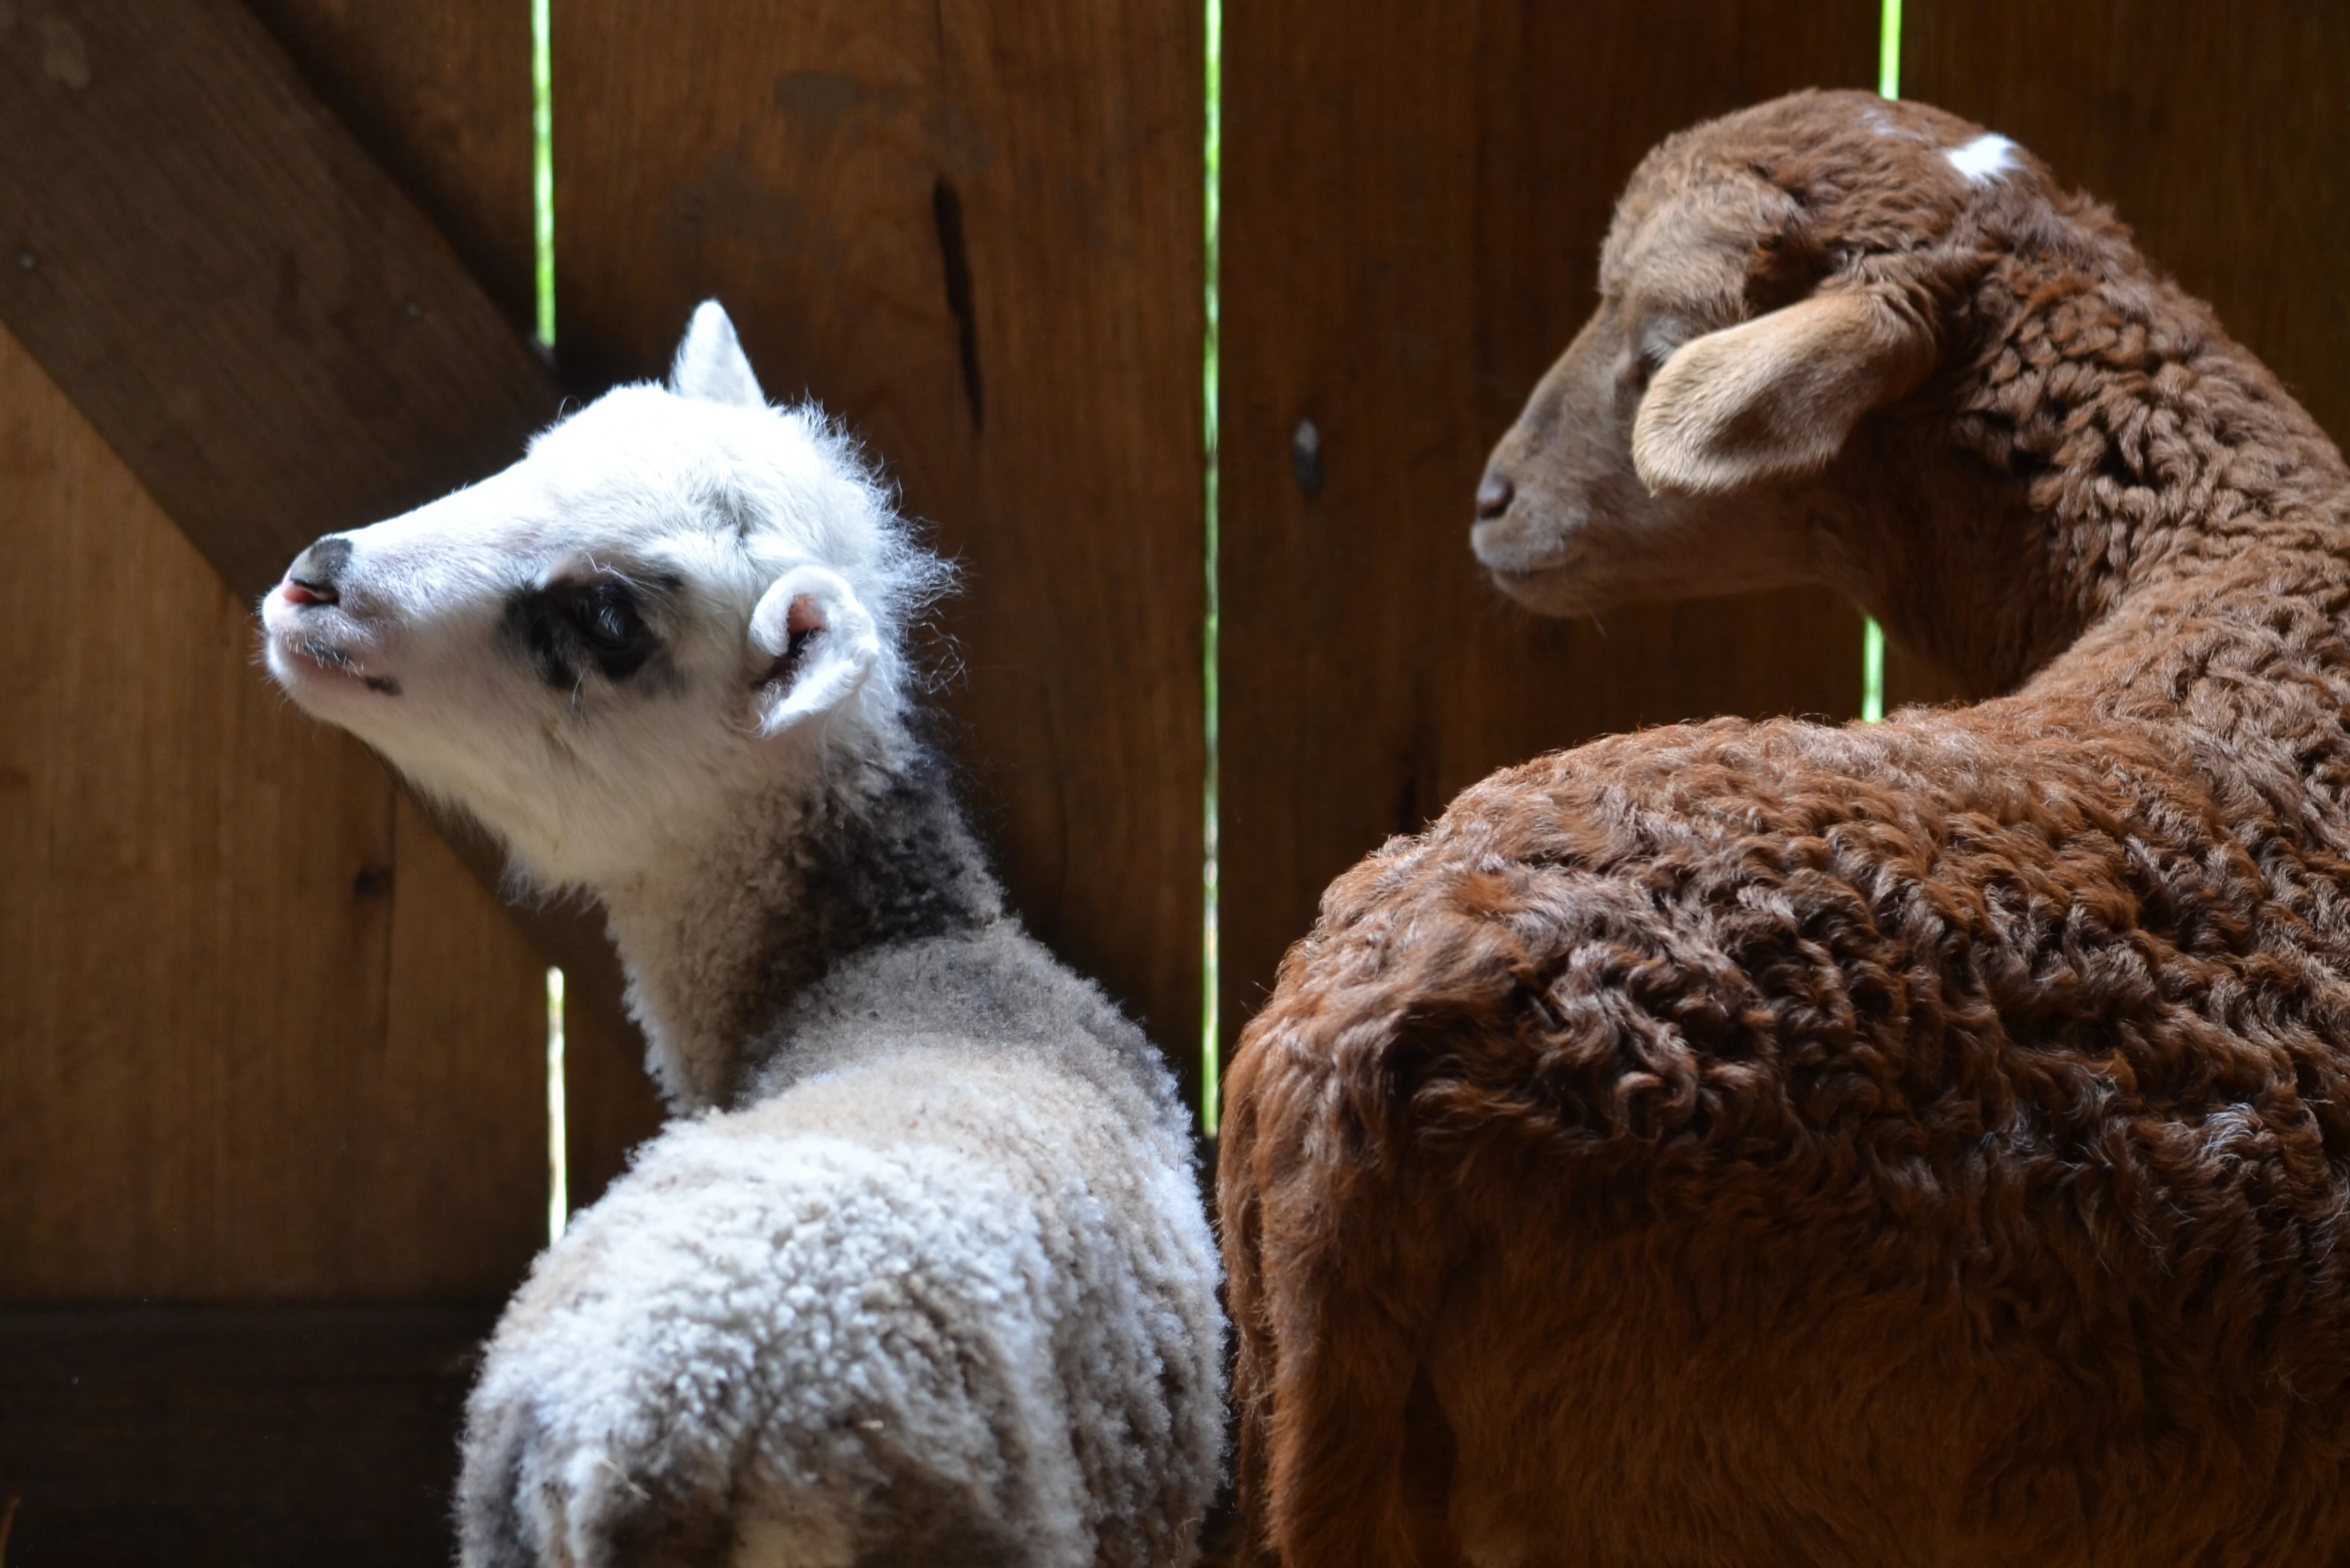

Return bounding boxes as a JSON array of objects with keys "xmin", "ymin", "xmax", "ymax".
[
  {"xmin": 574, "ymin": 583, "xmax": 643, "ymax": 650},
  {"xmin": 505, "ymin": 577, "xmax": 662, "ymax": 689},
  {"xmin": 1633, "ymin": 334, "xmax": 1679, "ymax": 392},
  {"xmin": 1620, "ymin": 334, "xmax": 1669, "ymax": 398}
]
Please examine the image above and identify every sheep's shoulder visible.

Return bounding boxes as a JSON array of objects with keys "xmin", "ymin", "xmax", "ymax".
[{"xmin": 1239, "ymin": 705, "xmax": 2350, "ymax": 1318}]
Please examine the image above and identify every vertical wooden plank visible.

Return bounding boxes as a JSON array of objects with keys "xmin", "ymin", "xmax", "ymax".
[
  {"xmin": 1220, "ymin": 1, "xmax": 1879, "ymax": 1045},
  {"xmin": 241, "ymin": 0, "xmax": 537, "ymax": 331},
  {"xmin": 4, "ymin": 10, "xmax": 565, "ymax": 1547},
  {"xmin": 554, "ymin": 0, "xmax": 1207, "ymax": 1088},
  {"xmin": 0, "ymin": 322, "xmax": 543, "ymax": 1300},
  {"xmin": 372, "ymin": 790, "xmax": 552, "ymax": 1290},
  {"xmin": 1906, "ymin": 4, "xmax": 2350, "ymax": 449}
]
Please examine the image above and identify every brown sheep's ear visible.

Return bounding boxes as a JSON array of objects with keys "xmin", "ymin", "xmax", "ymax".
[{"xmin": 1630, "ymin": 287, "xmax": 1935, "ymax": 496}]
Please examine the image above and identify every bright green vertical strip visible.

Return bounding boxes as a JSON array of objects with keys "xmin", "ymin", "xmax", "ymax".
[
  {"xmin": 1199, "ymin": 0, "xmax": 1223, "ymax": 1137},
  {"xmin": 532, "ymin": 0, "xmax": 556, "ymax": 349},
  {"xmin": 1878, "ymin": 0, "xmax": 1903, "ymax": 100},
  {"xmin": 1861, "ymin": 0, "xmax": 1900, "ymax": 723},
  {"xmin": 1862, "ymin": 617, "xmax": 1886, "ymax": 723}
]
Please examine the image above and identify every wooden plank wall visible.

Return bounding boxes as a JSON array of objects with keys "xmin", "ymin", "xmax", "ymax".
[
  {"xmin": 0, "ymin": 4, "xmax": 560, "ymax": 1561},
  {"xmin": 0, "ymin": 326, "xmax": 546, "ymax": 1302},
  {"xmin": 551, "ymin": 0, "xmax": 1209, "ymax": 1092},
  {"xmin": 0, "ymin": 1306, "xmax": 497, "ymax": 1567},
  {"xmin": 1904, "ymin": 3, "xmax": 2350, "ymax": 469},
  {"xmin": 0, "ymin": 307, "xmax": 539, "ymax": 1568},
  {"xmin": 0, "ymin": 1, "xmax": 556, "ymax": 604},
  {"xmin": 1217, "ymin": 0, "xmax": 1881, "ymax": 1049},
  {"xmin": 243, "ymin": 0, "xmax": 539, "ymax": 330}
]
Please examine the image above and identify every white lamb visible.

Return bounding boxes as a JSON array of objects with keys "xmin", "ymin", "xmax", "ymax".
[{"xmin": 261, "ymin": 303, "xmax": 1225, "ymax": 1567}]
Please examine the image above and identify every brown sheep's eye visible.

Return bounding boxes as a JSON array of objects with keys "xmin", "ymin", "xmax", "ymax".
[{"xmin": 1628, "ymin": 331, "xmax": 1678, "ymax": 395}]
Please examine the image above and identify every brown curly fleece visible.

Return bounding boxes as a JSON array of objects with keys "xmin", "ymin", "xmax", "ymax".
[{"xmin": 1219, "ymin": 90, "xmax": 2350, "ymax": 1568}]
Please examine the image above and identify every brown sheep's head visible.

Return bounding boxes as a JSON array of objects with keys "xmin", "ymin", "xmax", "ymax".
[{"xmin": 1474, "ymin": 89, "xmax": 2045, "ymax": 621}]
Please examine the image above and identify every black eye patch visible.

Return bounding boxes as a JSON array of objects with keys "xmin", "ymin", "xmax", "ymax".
[{"xmin": 504, "ymin": 575, "xmax": 664, "ymax": 689}]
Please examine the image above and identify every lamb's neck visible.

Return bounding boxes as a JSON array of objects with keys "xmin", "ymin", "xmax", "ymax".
[
  {"xmin": 599, "ymin": 739, "xmax": 1003, "ymax": 1112},
  {"xmin": 1876, "ymin": 274, "xmax": 2350, "ymax": 849},
  {"xmin": 2020, "ymin": 330, "xmax": 2350, "ymax": 722},
  {"xmin": 1873, "ymin": 263, "xmax": 2350, "ymax": 701}
]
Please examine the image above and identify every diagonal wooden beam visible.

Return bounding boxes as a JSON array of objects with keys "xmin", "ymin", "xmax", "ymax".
[
  {"xmin": 0, "ymin": 0, "xmax": 655, "ymax": 1171},
  {"xmin": 0, "ymin": 0, "xmax": 552, "ymax": 597}
]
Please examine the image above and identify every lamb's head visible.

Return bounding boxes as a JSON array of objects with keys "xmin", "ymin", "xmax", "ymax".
[
  {"xmin": 1474, "ymin": 89, "xmax": 2074, "ymax": 654},
  {"xmin": 263, "ymin": 302, "xmax": 946, "ymax": 890}
]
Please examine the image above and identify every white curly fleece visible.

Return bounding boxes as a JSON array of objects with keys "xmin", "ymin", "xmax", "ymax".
[{"xmin": 464, "ymin": 925, "xmax": 1222, "ymax": 1567}]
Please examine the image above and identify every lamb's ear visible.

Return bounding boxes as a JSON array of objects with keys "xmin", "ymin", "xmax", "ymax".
[
  {"xmin": 1631, "ymin": 286, "xmax": 1936, "ymax": 496},
  {"xmin": 747, "ymin": 566, "xmax": 882, "ymax": 736},
  {"xmin": 670, "ymin": 300, "xmax": 766, "ymax": 408}
]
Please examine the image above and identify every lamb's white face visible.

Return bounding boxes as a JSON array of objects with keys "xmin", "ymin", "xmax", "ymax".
[{"xmin": 262, "ymin": 303, "xmax": 923, "ymax": 888}]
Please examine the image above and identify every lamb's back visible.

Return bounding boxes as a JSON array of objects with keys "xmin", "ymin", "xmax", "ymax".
[
  {"xmin": 466, "ymin": 927, "xmax": 1222, "ymax": 1568},
  {"xmin": 1260, "ymin": 700, "xmax": 2350, "ymax": 1379},
  {"xmin": 1229, "ymin": 700, "xmax": 2350, "ymax": 1561}
]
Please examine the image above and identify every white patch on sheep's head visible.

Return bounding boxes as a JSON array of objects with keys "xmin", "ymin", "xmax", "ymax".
[
  {"xmin": 262, "ymin": 300, "xmax": 946, "ymax": 889},
  {"xmin": 1943, "ymin": 132, "xmax": 2019, "ymax": 186}
]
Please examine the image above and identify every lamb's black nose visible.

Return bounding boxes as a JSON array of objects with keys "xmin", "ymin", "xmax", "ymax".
[
  {"xmin": 1475, "ymin": 472, "xmax": 1515, "ymax": 520},
  {"xmin": 285, "ymin": 535, "xmax": 352, "ymax": 605}
]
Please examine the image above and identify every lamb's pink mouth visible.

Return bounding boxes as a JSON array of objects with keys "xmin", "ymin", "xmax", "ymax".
[{"xmin": 265, "ymin": 583, "xmax": 404, "ymax": 691}]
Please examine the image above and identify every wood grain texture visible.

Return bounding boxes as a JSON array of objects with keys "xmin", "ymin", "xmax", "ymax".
[
  {"xmin": 1218, "ymin": 1, "xmax": 1879, "ymax": 1048},
  {"xmin": 242, "ymin": 0, "xmax": 537, "ymax": 331},
  {"xmin": 394, "ymin": 808, "xmax": 665, "ymax": 1215},
  {"xmin": 0, "ymin": 1305, "xmax": 493, "ymax": 1567},
  {"xmin": 554, "ymin": 0, "xmax": 1208, "ymax": 1089},
  {"xmin": 0, "ymin": 0, "xmax": 554, "ymax": 601},
  {"xmin": 0, "ymin": 324, "xmax": 544, "ymax": 1300},
  {"xmin": 1906, "ymin": 2, "xmax": 2350, "ymax": 449}
]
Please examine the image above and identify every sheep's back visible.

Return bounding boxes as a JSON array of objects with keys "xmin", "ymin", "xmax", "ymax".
[{"xmin": 1230, "ymin": 700, "xmax": 2350, "ymax": 1561}]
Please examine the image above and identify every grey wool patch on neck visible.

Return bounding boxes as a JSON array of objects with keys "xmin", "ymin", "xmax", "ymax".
[{"xmin": 711, "ymin": 748, "xmax": 1006, "ymax": 1103}]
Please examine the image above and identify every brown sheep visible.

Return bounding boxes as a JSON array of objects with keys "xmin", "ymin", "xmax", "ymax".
[{"xmin": 1218, "ymin": 89, "xmax": 2350, "ymax": 1568}]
